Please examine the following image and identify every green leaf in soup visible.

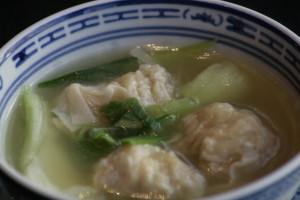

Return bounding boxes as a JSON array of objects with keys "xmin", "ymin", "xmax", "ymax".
[
  {"xmin": 77, "ymin": 129, "xmax": 161, "ymax": 156},
  {"xmin": 101, "ymin": 98, "xmax": 164, "ymax": 134},
  {"xmin": 38, "ymin": 57, "xmax": 139, "ymax": 88},
  {"xmin": 101, "ymin": 97, "xmax": 140, "ymax": 124},
  {"xmin": 76, "ymin": 98, "xmax": 178, "ymax": 156},
  {"xmin": 77, "ymin": 127, "xmax": 121, "ymax": 154}
]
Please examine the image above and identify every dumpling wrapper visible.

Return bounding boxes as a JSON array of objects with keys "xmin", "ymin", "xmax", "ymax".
[
  {"xmin": 93, "ymin": 144, "xmax": 206, "ymax": 199},
  {"xmin": 175, "ymin": 102, "xmax": 280, "ymax": 180},
  {"xmin": 52, "ymin": 64, "xmax": 174, "ymax": 133}
]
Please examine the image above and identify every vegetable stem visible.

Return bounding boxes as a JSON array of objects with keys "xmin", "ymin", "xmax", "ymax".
[{"xmin": 19, "ymin": 86, "xmax": 46, "ymax": 172}]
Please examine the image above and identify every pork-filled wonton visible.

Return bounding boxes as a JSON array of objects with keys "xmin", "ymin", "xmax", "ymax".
[
  {"xmin": 174, "ymin": 102, "xmax": 280, "ymax": 180},
  {"xmin": 93, "ymin": 144, "xmax": 206, "ymax": 199}
]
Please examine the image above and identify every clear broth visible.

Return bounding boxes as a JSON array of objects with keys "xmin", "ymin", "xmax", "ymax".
[{"xmin": 5, "ymin": 49, "xmax": 300, "ymax": 199}]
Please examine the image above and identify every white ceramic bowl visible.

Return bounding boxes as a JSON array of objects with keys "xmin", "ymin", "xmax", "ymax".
[{"xmin": 1, "ymin": 0, "xmax": 300, "ymax": 199}]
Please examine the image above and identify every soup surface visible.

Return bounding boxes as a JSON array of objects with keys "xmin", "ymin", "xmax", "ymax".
[{"xmin": 6, "ymin": 41, "xmax": 300, "ymax": 199}]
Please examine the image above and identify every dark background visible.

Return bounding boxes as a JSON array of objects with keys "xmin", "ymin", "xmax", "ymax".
[
  {"xmin": 0, "ymin": 0, "xmax": 299, "ymax": 199},
  {"xmin": 0, "ymin": 0, "xmax": 299, "ymax": 48}
]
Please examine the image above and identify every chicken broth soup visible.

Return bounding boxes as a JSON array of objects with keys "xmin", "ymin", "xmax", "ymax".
[{"xmin": 5, "ymin": 41, "xmax": 300, "ymax": 199}]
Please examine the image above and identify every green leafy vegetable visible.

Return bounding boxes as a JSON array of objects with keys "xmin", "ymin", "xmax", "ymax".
[
  {"xmin": 77, "ymin": 127, "xmax": 121, "ymax": 155},
  {"xmin": 38, "ymin": 57, "xmax": 139, "ymax": 87},
  {"xmin": 77, "ymin": 98, "xmax": 176, "ymax": 155},
  {"xmin": 101, "ymin": 97, "xmax": 165, "ymax": 134}
]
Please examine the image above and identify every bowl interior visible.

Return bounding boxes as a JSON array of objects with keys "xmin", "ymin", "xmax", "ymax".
[{"xmin": 1, "ymin": 0, "xmax": 300, "ymax": 199}]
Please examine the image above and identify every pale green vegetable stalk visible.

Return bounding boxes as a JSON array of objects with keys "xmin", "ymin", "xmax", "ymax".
[
  {"xmin": 162, "ymin": 97, "xmax": 200, "ymax": 117},
  {"xmin": 19, "ymin": 86, "xmax": 47, "ymax": 172},
  {"xmin": 180, "ymin": 62, "xmax": 249, "ymax": 105},
  {"xmin": 19, "ymin": 86, "xmax": 56, "ymax": 188}
]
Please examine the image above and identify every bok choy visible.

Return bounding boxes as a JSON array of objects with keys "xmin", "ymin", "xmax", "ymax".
[
  {"xmin": 180, "ymin": 62, "xmax": 249, "ymax": 105},
  {"xmin": 38, "ymin": 57, "xmax": 139, "ymax": 87},
  {"xmin": 20, "ymin": 86, "xmax": 47, "ymax": 171},
  {"xmin": 77, "ymin": 98, "xmax": 176, "ymax": 155}
]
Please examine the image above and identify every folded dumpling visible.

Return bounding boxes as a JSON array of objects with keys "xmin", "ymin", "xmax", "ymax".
[
  {"xmin": 174, "ymin": 102, "xmax": 280, "ymax": 180},
  {"xmin": 52, "ymin": 64, "xmax": 174, "ymax": 132},
  {"xmin": 93, "ymin": 144, "xmax": 206, "ymax": 199}
]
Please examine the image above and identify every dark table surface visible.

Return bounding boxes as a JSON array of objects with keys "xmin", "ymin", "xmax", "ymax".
[
  {"xmin": 0, "ymin": 0, "xmax": 299, "ymax": 48},
  {"xmin": 0, "ymin": 0, "xmax": 299, "ymax": 199}
]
